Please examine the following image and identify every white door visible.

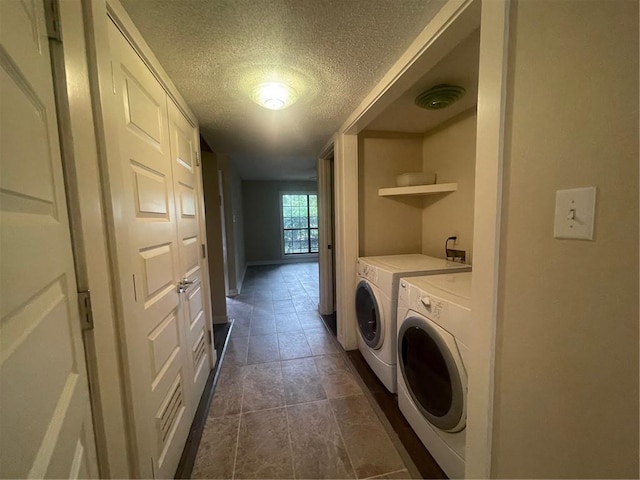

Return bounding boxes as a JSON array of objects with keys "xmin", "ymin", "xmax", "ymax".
[
  {"xmin": 0, "ymin": 1, "xmax": 98, "ymax": 478},
  {"xmin": 107, "ymin": 19, "xmax": 215, "ymax": 478},
  {"xmin": 167, "ymin": 100, "xmax": 213, "ymax": 405}
]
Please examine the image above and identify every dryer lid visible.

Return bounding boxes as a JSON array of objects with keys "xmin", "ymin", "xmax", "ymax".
[{"xmin": 407, "ymin": 272, "xmax": 473, "ymax": 305}]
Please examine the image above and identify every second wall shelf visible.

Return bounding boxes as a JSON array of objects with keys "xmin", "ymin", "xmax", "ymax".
[{"xmin": 378, "ymin": 182, "xmax": 458, "ymax": 197}]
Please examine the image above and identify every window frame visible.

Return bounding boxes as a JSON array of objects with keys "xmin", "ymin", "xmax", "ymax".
[{"xmin": 279, "ymin": 191, "xmax": 319, "ymax": 258}]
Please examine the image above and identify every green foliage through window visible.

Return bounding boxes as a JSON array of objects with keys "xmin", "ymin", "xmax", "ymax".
[{"xmin": 282, "ymin": 194, "xmax": 318, "ymax": 254}]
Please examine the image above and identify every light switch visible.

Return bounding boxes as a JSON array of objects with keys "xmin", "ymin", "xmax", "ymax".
[{"xmin": 553, "ymin": 187, "xmax": 597, "ymax": 240}]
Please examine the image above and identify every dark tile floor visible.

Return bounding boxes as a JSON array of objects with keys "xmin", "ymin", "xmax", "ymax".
[
  {"xmin": 346, "ymin": 351, "xmax": 447, "ymax": 479},
  {"xmin": 191, "ymin": 263, "xmax": 411, "ymax": 479}
]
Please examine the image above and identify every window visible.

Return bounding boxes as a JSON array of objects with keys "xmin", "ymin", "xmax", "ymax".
[{"xmin": 281, "ymin": 193, "xmax": 318, "ymax": 255}]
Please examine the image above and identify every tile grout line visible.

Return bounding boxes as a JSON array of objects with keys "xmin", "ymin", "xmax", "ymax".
[
  {"xmin": 327, "ymin": 393, "xmax": 358, "ymax": 479},
  {"xmin": 230, "ymin": 361, "xmax": 247, "ymax": 480},
  {"xmin": 281, "ymin": 363, "xmax": 297, "ymax": 480},
  {"xmin": 229, "ymin": 413, "xmax": 242, "ymax": 480},
  {"xmin": 380, "ymin": 468, "xmax": 410, "ymax": 478}
]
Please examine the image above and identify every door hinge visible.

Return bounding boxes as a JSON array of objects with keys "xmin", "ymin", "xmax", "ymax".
[
  {"xmin": 195, "ymin": 151, "xmax": 200, "ymax": 167},
  {"xmin": 207, "ymin": 332, "xmax": 212, "ymax": 345},
  {"xmin": 44, "ymin": 0, "xmax": 62, "ymax": 41},
  {"xmin": 78, "ymin": 291, "xmax": 94, "ymax": 331},
  {"xmin": 202, "ymin": 243, "xmax": 206, "ymax": 259}
]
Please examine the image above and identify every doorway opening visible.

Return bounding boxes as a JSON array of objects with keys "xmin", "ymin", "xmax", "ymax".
[{"xmin": 318, "ymin": 149, "xmax": 337, "ymax": 335}]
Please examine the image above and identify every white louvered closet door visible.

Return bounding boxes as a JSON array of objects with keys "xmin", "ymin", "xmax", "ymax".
[
  {"xmin": 107, "ymin": 19, "xmax": 195, "ymax": 478},
  {"xmin": 167, "ymin": 100, "xmax": 213, "ymax": 407}
]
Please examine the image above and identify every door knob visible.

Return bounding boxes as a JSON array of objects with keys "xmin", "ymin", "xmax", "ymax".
[{"xmin": 177, "ymin": 278, "xmax": 194, "ymax": 293}]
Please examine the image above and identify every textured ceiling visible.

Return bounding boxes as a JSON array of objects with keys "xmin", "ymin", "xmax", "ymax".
[{"xmin": 119, "ymin": 0, "xmax": 447, "ymax": 180}]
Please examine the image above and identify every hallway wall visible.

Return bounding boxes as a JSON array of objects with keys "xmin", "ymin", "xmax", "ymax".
[
  {"xmin": 491, "ymin": 0, "xmax": 639, "ymax": 477},
  {"xmin": 218, "ymin": 154, "xmax": 246, "ymax": 295},
  {"xmin": 230, "ymin": 164, "xmax": 246, "ymax": 290},
  {"xmin": 243, "ymin": 180, "xmax": 318, "ymax": 264},
  {"xmin": 201, "ymin": 149, "xmax": 228, "ymax": 323}
]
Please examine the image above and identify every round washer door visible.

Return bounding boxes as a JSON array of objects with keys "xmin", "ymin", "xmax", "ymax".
[
  {"xmin": 355, "ymin": 280, "xmax": 384, "ymax": 349},
  {"xmin": 398, "ymin": 315, "xmax": 466, "ymax": 432}
]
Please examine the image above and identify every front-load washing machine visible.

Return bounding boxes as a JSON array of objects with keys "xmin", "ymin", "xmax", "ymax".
[
  {"xmin": 396, "ymin": 272, "xmax": 472, "ymax": 479},
  {"xmin": 355, "ymin": 254, "xmax": 471, "ymax": 393}
]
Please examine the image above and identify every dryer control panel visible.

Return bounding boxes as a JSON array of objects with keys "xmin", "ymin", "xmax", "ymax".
[{"xmin": 410, "ymin": 285, "xmax": 446, "ymax": 323}]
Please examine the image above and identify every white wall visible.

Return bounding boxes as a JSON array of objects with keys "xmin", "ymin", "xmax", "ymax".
[
  {"xmin": 358, "ymin": 133, "xmax": 424, "ymax": 256},
  {"xmin": 491, "ymin": 0, "xmax": 639, "ymax": 477},
  {"xmin": 243, "ymin": 180, "xmax": 318, "ymax": 263},
  {"xmin": 421, "ymin": 109, "xmax": 476, "ymax": 262}
]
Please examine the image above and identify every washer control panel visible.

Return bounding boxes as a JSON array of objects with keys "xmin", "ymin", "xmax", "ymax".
[
  {"xmin": 398, "ymin": 280, "xmax": 409, "ymax": 306},
  {"xmin": 357, "ymin": 260, "xmax": 378, "ymax": 283}
]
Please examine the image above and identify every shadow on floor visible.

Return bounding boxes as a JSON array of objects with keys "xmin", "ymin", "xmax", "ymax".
[{"xmin": 321, "ymin": 312, "xmax": 337, "ymax": 336}]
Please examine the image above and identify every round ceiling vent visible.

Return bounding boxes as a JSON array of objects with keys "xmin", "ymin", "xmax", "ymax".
[{"xmin": 415, "ymin": 84, "xmax": 466, "ymax": 110}]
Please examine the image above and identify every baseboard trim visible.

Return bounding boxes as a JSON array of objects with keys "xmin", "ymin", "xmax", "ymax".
[{"xmin": 246, "ymin": 256, "xmax": 319, "ymax": 266}]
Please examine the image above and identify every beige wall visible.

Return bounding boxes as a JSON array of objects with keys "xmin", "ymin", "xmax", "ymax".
[
  {"xmin": 421, "ymin": 109, "xmax": 477, "ymax": 262},
  {"xmin": 218, "ymin": 154, "xmax": 245, "ymax": 295},
  {"xmin": 492, "ymin": 0, "xmax": 639, "ymax": 477},
  {"xmin": 358, "ymin": 133, "xmax": 423, "ymax": 256},
  {"xmin": 243, "ymin": 180, "xmax": 317, "ymax": 263},
  {"xmin": 201, "ymin": 151, "xmax": 228, "ymax": 323},
  {"xmin": 230, "ymin": 164, "xmax": 246, "ymax": 291}
]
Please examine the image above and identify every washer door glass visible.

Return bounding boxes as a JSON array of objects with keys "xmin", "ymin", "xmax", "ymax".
[
  {"xmin": 355, "ymin": 280, "xmax": 382, "ymax": 348},
  {"xmin": 398, "ymin": 316, "xmax": 464, "ymax": 431}
]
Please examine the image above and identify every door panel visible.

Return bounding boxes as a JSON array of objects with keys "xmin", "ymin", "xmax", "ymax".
[
  {"xmin": 0, "ymin": 1, "xmax": 98, "ymax": 478},
  {"xmin": 148, "ymin": 312, "xmax": 180, "ymax": 377},
  {"xmin": 167, "ymin": 100, "xmax": 211, "ymax": 404},
  {"xmin": 108, "ymin": 20, "xmax": 191, "ymax": 478},
  {"xmin": 133, "ymin": 164, "xmax": 170, "ymax": 217}
]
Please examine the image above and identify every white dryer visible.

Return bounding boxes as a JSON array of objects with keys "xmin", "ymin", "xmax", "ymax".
[
  {"xmin": 355, "ymin": 254, "xmax": 471, "ymax": 393},
  {"xmin": 396, "ymin": 272, "xmax": 472, "ymax": 479}
]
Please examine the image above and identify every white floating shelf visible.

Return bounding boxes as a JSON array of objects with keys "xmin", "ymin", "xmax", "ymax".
[{"xmin": 378, "ymin": 182, "xmax": 458, "ymax": 197}]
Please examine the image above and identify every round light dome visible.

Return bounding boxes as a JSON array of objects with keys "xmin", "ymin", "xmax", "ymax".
[{"xmin": 251, "ymin": 82, "xmax": 298, "ymax": 110}]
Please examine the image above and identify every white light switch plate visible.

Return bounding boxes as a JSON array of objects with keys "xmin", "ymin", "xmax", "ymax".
[{"xmin": 554, "ymin": 187, "xmax": 597, "ymax": 240}]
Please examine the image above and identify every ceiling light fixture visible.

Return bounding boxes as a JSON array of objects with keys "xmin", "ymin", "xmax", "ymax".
[{"xmin": 251, "ymin": 82, "xmax": 298, "ymax": 110}]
